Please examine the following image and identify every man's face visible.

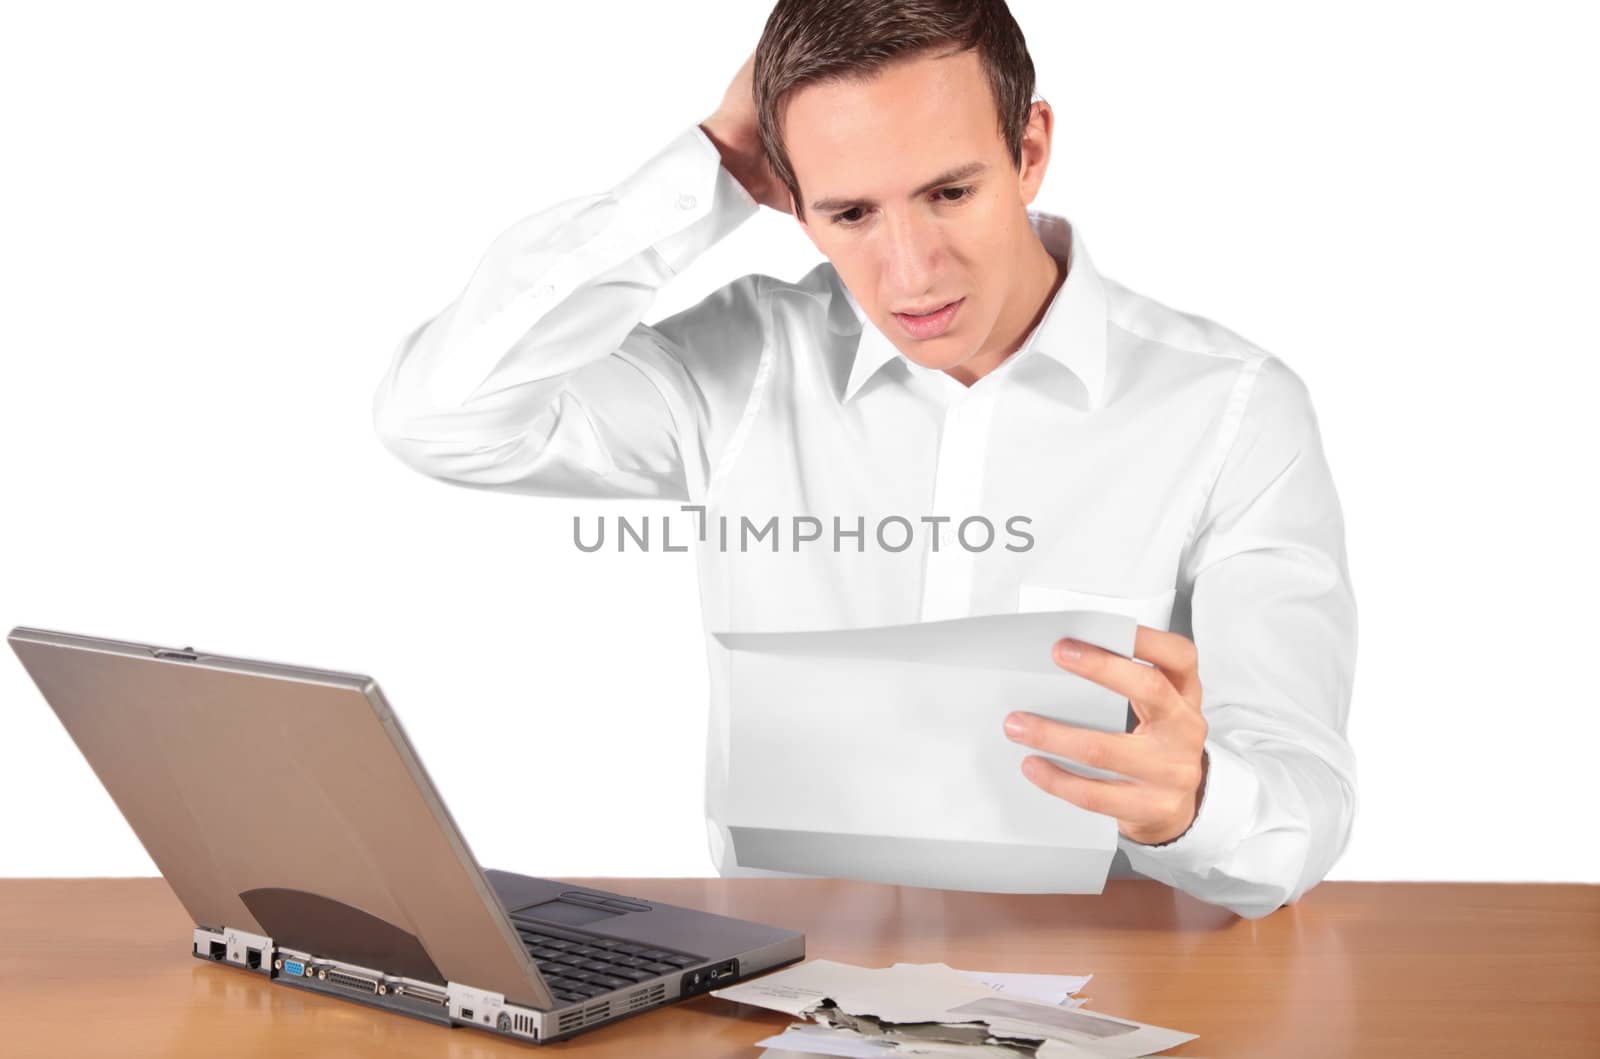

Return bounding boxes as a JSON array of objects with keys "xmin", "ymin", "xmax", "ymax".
[{"xmin": 786, "ymin": 47, "xmax": 1051, "ymax": 376}]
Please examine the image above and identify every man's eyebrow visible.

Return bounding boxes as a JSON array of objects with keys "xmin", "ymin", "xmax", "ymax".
[{"xmin": 809, "ymin": 161, "xmax": 990, "ymax": 214}]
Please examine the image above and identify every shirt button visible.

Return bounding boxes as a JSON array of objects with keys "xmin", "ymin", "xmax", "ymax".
[{"xmin": 676, "ymin": 193, "xmax": 697, "ymax": 210}]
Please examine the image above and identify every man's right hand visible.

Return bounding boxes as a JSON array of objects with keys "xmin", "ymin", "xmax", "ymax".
[{"xmin": 701, "ymin": 50, "xmax": 793, "ymax": 214}]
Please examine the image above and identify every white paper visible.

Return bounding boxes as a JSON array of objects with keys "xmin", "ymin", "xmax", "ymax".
[
  {"xmin": 949, "ymin": 995, "xmax": 1196, "ymax": 1058},
  {"xmin": 713, "ymin": 958, "xmax": 997, "ymax": 1024},
  {"xmin": 712, "ymin": 609, "xmax": 1138, "ymax": 893},
  {"xmin": 756, "ymin": 1022, "xmax": 1046, "ymax": 1059},
  {"xmin": 716, "ymin": 959, "xmax": 1196, "ymax": 1059},
  {"xmin": 756, "ymin": 1023, "xmax": 898, "ymax": 1058},
  {"xmin": 895, "ymin": 964, "xmax": 1092, "ymax": 1006},
  {"xmin": 715, "ymin": 608, "xmax": 1134, "ymax": 674}
]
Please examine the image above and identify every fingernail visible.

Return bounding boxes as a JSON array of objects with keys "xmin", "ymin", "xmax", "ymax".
[
  {"xmin": 1004, "ymin": 713, "xmax": 1026, "ymax": 738},
  {"xmin": 1056, "ymin": 639, "xmax": 1083, "ymax": 662}
]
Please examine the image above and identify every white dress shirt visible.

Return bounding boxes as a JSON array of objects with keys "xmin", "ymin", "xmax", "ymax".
[{"xmin": 372, "ymin": 122, "xmax": 1359, "ymax": 920}]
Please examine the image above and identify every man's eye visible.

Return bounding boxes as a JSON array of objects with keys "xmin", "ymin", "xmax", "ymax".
[{"xmin": 830, "ymin": 186, "xmax": 977, "ymax": 228}]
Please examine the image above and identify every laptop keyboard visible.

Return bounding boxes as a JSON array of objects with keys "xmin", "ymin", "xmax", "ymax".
[{"xmin": 513, "ymin": 923, "xmax": 705, "ymax": 1006}]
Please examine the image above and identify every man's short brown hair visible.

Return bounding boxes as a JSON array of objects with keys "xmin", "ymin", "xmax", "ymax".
[{"xmin": 753, "ymin": 0, "xmax": 1038, "ymax": 222}]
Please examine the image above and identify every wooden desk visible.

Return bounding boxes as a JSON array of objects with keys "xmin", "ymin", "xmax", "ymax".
[{"xmin": 1, "ymin": 878, "xmax": 1594, "ymax": 1057}]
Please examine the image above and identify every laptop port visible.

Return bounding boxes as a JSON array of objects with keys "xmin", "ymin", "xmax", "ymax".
[
  {"xmin": 680, "ymin": 959, "xmax": 737, "ymax": 997},
  {"xmin": 207, "ymin": 941, "xmax": 226, "ymax": 961},
  {"xmin": 325, "ymin": 969, "xmax": 380, "ymax": 994},
  {"xmin": 245, "ymin": 947, "xmax": 262, "ymax": 970},
  {"xmin": 395, "ymin": 982, "xmax": 447, "ymax": 1006}
]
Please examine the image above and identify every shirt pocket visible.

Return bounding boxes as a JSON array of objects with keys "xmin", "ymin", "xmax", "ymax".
[{"xmin": 1016, "ymin": 583, "xmax": 1178, "ymax": 631}]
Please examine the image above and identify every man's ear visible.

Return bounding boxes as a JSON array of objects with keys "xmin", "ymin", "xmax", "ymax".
[{"xmin": 1017, "ymin": 99, "xmax": 1055, "ymax": 207}]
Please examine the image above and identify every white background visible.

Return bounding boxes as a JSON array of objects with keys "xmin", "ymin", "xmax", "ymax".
[{"xmin": 2, "ymin": 1, "xmax": 1595, "ymax": 884}]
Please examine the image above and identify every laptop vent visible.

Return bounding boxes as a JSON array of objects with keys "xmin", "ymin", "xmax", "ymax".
[
  {"xmin": 627, "ymin": 983, "xmax": 666, "ymax": 1011},
  {"xmin": 552, "ymin": 984, "xmax": 665, "ymax": 1035},
  {"xmin": 510, "ymin": 1011, "xmax": 538, "ymax": 1037},
  {"xmin": 557, "ymin": 999, "xmax": 613, "ymax": 1034}
]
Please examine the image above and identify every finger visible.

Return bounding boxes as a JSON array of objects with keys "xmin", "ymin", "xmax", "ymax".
[
  {"xmin": 1053, "ymin": 638, "xmax": 1187, "ymax": 725},
  {"xmin": 1131, "ymin": 626, "xmax": 1201, "ymax": 706},
  {"xmin": 1005, "ymin": 715, "xmax": 1168, "ymax": 783},
  {"xmin": 1020, "ymin": 756, "xmax": 1163, "ymax": 823}
]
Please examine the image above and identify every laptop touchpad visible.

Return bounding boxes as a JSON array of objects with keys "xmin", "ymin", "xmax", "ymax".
[{"xmin": 514, "ymin": 897, "xmax": 626, "ymax": 927}]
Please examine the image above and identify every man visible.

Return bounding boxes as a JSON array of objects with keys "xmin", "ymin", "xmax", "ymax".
[{"xmin": 372, "ymin": 0, "xmax": 1357, "ymax": 920}]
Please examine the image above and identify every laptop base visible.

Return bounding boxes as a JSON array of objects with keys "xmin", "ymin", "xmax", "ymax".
[{"xmin": 191, "ymin": 925, "xmax": 548, "ymax": 1041}]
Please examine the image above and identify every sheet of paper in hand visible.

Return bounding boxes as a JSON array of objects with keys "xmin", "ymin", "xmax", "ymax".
[{"xmin": 712, "ymin": 609, "xmax": 1136, "ymax": 893}]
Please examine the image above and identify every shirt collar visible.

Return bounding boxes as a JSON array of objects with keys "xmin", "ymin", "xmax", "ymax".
[{"xmin": 838, "ymin": 210, "xmax": 1108, "ymax": 408}]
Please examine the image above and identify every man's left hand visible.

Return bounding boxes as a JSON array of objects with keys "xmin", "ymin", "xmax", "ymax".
[{"xmin": 1003, "ymin": 627, "xmax": 1208, "ymax": 846}]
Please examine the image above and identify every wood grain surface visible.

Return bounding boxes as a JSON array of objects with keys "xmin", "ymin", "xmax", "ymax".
[{"xmin": 1, "ymin": 877, "xmax": 1594, "ymax": 1058}]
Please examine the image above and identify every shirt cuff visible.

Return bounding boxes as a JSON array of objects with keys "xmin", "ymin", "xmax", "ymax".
[
  {"xmin": 1118, "ymin": 739, "xmax": 1260, "ymax": 876},
  {"xmin": 644, "ymin": 124, "xmax": 761, "ymax": 275}
]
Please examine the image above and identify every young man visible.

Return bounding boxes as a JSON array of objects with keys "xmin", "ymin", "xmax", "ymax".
[{"xmin": 372, "ymin": 0, "xmax": 1357, "ymax": 920}]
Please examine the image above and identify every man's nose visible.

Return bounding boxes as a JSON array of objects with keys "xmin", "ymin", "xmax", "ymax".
[{"xmin": 877, "ymin": 211, "xmax": 944, "ymax": 298}]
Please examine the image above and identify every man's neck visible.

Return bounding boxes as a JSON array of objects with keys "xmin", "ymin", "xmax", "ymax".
[{"xmin": 945, "ymin": 237, "xmax": 1068, "ymax": 388}]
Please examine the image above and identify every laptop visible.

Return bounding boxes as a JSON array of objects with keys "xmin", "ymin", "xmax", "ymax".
[{"xmin": 7, "ymin": 625, "xmax": 805, "ymax": 1044}]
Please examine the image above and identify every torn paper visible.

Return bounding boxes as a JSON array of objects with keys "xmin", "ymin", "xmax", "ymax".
[
  {"xmin": 714, "ymin": 959, "xmax": 1195, "ymax": 1059},
  {"xmin": 898, "ymin": 963, "xmax": 1092, "ymax": 1006},
  {"xmin": 756, "ymin": 1022, "xmax": 1035, "ymax": 1058}
]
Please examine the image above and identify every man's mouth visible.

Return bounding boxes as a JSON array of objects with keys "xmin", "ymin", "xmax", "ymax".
[{"xmin": 892, "ymin": 297, "xmax": 964, "ymax": 340}]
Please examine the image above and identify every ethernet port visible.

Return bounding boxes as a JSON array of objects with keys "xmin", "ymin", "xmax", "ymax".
[{"xmin": 246, "ymin": 947, "xmax": 262, "ymax": 970}]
